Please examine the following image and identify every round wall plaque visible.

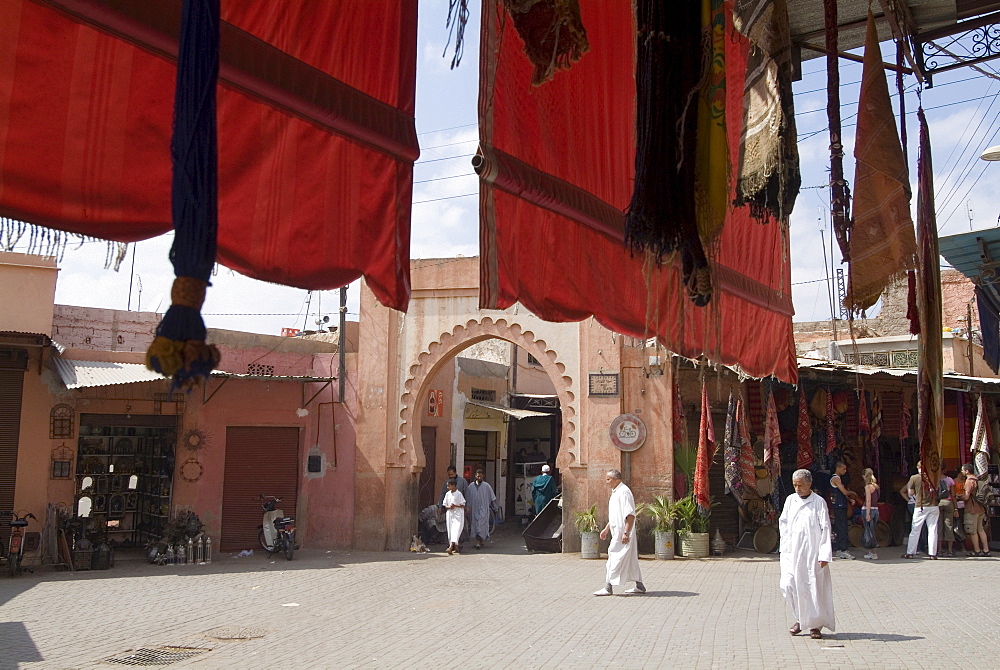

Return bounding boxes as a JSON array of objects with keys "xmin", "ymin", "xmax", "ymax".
[{"xmin": 609, "ymin": 414, "xmax": 646, "ymax": 452}]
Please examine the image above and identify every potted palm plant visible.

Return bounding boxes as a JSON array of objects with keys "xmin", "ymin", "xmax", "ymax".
[
  {"xmin": 574, "ymin": 504, "xmax": 600, "ymax": 559},
  {"xmin": 636, "ymin": 495, "xmax": 678, "ymax": 560},
  {"xmin": 674, "ymin": 493, "xmax": 711, "ymax": 558}
]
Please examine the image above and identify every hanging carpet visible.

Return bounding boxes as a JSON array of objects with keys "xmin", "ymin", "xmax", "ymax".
[
  {"xmin": 0, "ymin": 0, "xmax": 418, "ymax": 311},
  {"xmin": 476, "ymin": 0, "xmax": 797, "ymax": 383}
]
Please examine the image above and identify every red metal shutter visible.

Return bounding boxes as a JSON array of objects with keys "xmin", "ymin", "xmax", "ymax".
[
  {"xmin": 0, "ymin": 365, "xmax": 26, "ymax": 545},
  {"xmin": 221, "ymin": 426, "xmax": 300, "ymax": 551}
]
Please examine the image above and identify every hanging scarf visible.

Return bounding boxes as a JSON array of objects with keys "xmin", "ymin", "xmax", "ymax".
[
  {"xmin": 796, "ymin": 389, "xmax": 813, "ymax": 469},
  {"xmin": 846, "ymin": 11, "xmax": 916, "ymax": 314},
  {"xmin": 626, "ymin": 0, "xmax": 712, "ymax": 306},
  {"xmin": 731, "ymin": 0, "xmax": 800, "ymax": 221},
  {"xmin": 898, "ymin": 390, "xmax": 910, "ymax": 478},
  {"xmin": 870, "ymin": 391, "xmax": 882, "ymax": 481},
  {"xmin": 724, "ymin": 390, "xmax": 741, "ymax": 494},
  {"xmin": 916, "ymin": 108, "xmax": 943, "ymax": 494},
  {"xmin": 694, "ymin": 0, "xmax": 729, "ymax": 241},
  {"xmin": 971, "ymin": 395, "xmax": 990, "ymax": 476},
  {"xmin": 825, "ymin": 387, "xmax": 837, "ymax": 455},
  {"xmin": 858, "ymin": 390, "xmax": 870, "ymax": 435},
  {"xmin": 737, "ymin": 390, "xmax": 757, "ymax": 494},
  {"xmin": 694, "ymin": 379, "xmax": 716, "ymax": 514},
  {"xmin": 763, "ymin": 386, "xmax": 782, "ymax": 490},
  {"xmin": 673, "ymin": 379, "xmax": 685, "ymax": 444}
]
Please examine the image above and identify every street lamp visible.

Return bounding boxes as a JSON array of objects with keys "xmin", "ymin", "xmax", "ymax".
[{"xmin": 981, "ymin": 145, "xmax": 1000, "ymax": 161}]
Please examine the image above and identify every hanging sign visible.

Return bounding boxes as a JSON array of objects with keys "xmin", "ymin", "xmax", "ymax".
[{"xmin": 610, "ymin": 414, "xmax": 646, "ymax": 452}]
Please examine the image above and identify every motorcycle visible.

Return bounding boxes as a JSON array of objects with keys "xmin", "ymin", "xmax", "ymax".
[
  {"xmin": 2, "ymin": 510, "xmax": 37, "ymax": 577},
  {"xmin": 258, "ymin": 494, "xmax": 295, "ymax": 560}
]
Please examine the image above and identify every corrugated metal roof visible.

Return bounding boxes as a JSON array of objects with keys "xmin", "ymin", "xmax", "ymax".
[
  {"xmin": 939, "ymin": 227, "xmax": 1000, "ymax": 280},
  {"xmin": 465, "ymin": 400, "xmax": 550, "ymax": 420},
  {"xmin": 52, "ymin": 357, "xmax": 165, "ymax": 389},
  {"xmin": 797, "ymin": 357, "xmax": 1000, "ymax": 387}
]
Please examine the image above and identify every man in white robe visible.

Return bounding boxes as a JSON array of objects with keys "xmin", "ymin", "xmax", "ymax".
[
  {"xmin": 594, "ymin": 469, "xmax": 646, "ymax": 596},
  {"xmin": 779, "ymin": 469, "xmax": 835, "ymax": 639},
  {"xmin": 466, "ymin": 469, "xmax": 498, "ymax": 549},
  {"xmin": 442, "ymin": 478, "xmax": 466, "ymax": 555}
]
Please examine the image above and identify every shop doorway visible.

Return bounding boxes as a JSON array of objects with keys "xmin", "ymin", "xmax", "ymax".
[
  {"xmin": 418, "ymin": 426, "xmax": 437, "ymax": 509},
  {"xmin": 0, "ymin": 362, "xmax": 26, "ymax": 546},
  {"xmin": 221, "ymin": 426, "xmax": 299, "ymax": 551}
]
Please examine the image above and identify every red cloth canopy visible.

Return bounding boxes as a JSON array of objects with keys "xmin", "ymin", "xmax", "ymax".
[
  {"xmin": 477, "ymin": 0, "xmax": 797, "ymax": 382},
  {"xmin": 0, "ymin": 0, "xmax": 417, "ymax": 310}
]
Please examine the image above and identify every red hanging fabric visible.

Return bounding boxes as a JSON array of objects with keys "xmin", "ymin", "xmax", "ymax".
[
  {"xmin": 694, "ymin": 380, "xmax": 715, "ymax": 514},
  {"xmin": 476, "ymin": 0, "xmax": 797, "ymax": 382},
  {"xmin": 763, "ymin": 388, "xmax": 781, "ymax": 482},
  {"xmin": 826, "ymin": 388, "xmax": 837, "ymax": 455},
  {"xmin": 796, "ymin": 390, "xmax": 813, "ymax": 469},
  {"xmin": 737, "ymin": 391, "xmax": 757, "ymax": 494},
  {"xmin": 0, "ymin": 1, "xmax": 417, "ymax": 310}
]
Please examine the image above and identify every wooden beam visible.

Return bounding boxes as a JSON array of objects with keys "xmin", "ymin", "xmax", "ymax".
[{"xmin": 797, "ymin": 41, "xmax": 914, "ymax": 75}]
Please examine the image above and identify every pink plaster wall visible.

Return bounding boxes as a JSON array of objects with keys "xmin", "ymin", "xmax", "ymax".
[{"xmin": 0, "ymin": 252, "xmax": 57, "ymax": 336}]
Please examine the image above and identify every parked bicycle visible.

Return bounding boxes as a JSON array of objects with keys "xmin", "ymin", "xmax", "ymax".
[{"xmin": 2, "ymin": 510, "xmax": 37, "ymax": 577}]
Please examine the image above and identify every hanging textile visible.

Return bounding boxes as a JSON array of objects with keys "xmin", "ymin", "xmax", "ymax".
[
  {"xmin": 724, "ymin": 390, "xmax": 742, "ymax": 494},
  {"xmin": 858, "ymin": 390, "xmax": 870, "ymax": 436},
  {"xmin": 737, "ymin": 390, "xmax": 758, "ymax": 494},
  {"xmin": 673, "ymin": 380, "xmax": 685, "ymax": 444},
  {"xmin": 695, "ymin": 0, "xmax": 730, "ymax": 243},
  {"xmin": 846, "ymin": 11, "xmax": 917, "ymax": 314},
  {"xmin": 476, "ymin": 0, "xmax": 798, "ymax": 383},
  {"xmin": 500, "ymin": 0, "xmax": 590, "ymax": 85},
  {"xmin": 825, "ymin": 387, "xmax": 837, "ymax": 455},
  {"xmin": 971, "ymin": 395, "xmax": 990, "ymax": 475},
  {"xmin": 763, "ymin": 386, "xmax": 782, "ymax": 483},
  {"xmin": 731, "ymin": 0, "xmax": 800, "ymax": 221},
  {"xmin": 626, "ymin": 0, "xmax": 711, "ymax": 305},
  {"xmin": 0, "ymin": 1, "xmax": 418, "ymax": 311},
  {"xmin": 823, "ymin": 0, "xmax": 852, "ymax": 262},
  {"xmin": 796, "ymin": 389, "xmax": 814, "ymax": 469},
  {"xmin": 870, "ymin": 390, "xmax": 882, "ymax": 480},
  {"xmin": 898, "ymin": 390, "xmax": 910, "ymax": 478},
  {"xmin": 694, "ymin": 379, "xmax": 716, "ymax": 515},
  {"xmin": 907, "ymin": 271, "xmax": 921, "ymax": 335},
  {"xmin": 915, "ymin": 108, "xmax": 943, "ymax": 493},
  {"xmin": 975, "ymin": 284, "xmax": 1000, "ymax": 373},
  {"xmin": 145, "ymin": 0, "xmax": 222, "ymax": 390}
]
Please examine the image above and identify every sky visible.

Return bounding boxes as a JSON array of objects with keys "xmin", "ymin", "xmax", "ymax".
[{"xmin": 10, "ymin": 1, "xmax": 1000, "ymax": 336}]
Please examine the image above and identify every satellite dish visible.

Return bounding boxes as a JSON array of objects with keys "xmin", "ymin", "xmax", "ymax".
[{"xmin": 981, "ymin": 145, "xmax": 1000, "ymax": 161}]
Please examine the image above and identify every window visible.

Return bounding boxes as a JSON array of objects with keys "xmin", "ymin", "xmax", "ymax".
[
  {"xmin": 50, "ymin": 404, "xmax": 74, "ymax": 439},
  {"xmin": 471, "ymin": 388, "xmax": 496, "ymax": 403},
  {"xmin": 527, "ymin": 353, "xmax": 541, "ymax": 366},
  {"xmin": 248, "ymin": 363, "xmax": 275, "ymax": 376}
]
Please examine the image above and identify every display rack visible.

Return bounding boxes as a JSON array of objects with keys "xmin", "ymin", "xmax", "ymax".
[{"xmin": 75, "ymin": 425, "xmax": 175, "ymax": 546}]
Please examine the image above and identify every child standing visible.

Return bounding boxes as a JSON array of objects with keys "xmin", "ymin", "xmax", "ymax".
[{"xmin": 442, "ymin": 478, "xmax": 466, "ymax": 555}]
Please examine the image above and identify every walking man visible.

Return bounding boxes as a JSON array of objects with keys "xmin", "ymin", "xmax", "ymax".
[
  {"xmin": 593, "ymin": 469, "xmax": 646, "ymax": 596},
  {"xmin": 779, "ymin": 469, "xmax": 835, "ymax": 640},
  {"xmin": 901, "ymin": 461, "xmax": 940, "ymax": 559},
  {"xmin": 466, "ymin": 469, "xmax": 498, "ymax": 549}
]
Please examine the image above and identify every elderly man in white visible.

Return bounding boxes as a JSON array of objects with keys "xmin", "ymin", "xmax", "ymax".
[
  {"xmin": 593, "ymin": 469, "xmax": 646, "ymax": 596},
  {"xmin": 779, "ymin": 468, "xmax": 835, "ymax": 640}
]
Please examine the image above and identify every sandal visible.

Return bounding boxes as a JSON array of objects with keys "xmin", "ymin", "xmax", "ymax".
[
  {"xmin": 901, "ymin": 554, "xmax": 914, "ymax": 559},
  {"xmin": 810, "ymin": 629, "xmax": 823, "ymax": 639},
  {"xmin": 789, "ymin": 623, "xmax": 801, "ymax": 636}
]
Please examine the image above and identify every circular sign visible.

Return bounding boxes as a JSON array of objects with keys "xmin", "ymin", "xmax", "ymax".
[{"xmin": 609, "ymin": 414, "xmax": 646, "ymax": 452}]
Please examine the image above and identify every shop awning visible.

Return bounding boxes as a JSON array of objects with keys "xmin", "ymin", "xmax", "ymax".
[
  {"xmin": 477, "ymin": 0, "xmax": 798, "ymax": 383},
  {"xmin": 797, "ymin": 357, "xmax": 1000, "ymax": 389},
  {"xmin": 53, "ymin": 357, "xmax": 166, "ymax": 389},
  {"xmin": 0, "ymin": 1, "xmax": 417, "ymax": 310},
  {"xmin": 465, "ymin": 400, "xmax": 550, "ymax": 420}
]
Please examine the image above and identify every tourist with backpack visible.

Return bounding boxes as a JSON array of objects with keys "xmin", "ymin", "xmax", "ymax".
[{"xmin": 959, "ymin": 463, "xmax": 990, "ymax": 558}]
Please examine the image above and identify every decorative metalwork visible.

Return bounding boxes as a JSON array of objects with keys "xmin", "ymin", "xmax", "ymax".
[
  {"xmin": 50, "ymin": 404, "xmax": 74, "ymax": 439},
  {"xmin": 471, "ymin": 388, "xmax": 497, "ymax": 402},
  {"xmin": 915, "ymin": 12, "xmax": 1000, "ymax": 77},
  {"xmin": 247, "ymin": 363, "xmax": 274, "ymax": 376},
  {"xmin": 872, "ymin": 352, "xmax": 890, "ymax": 367},
  {"xmin": 890, "ymin": 350, "xmax": 919, "ymax": 368}
]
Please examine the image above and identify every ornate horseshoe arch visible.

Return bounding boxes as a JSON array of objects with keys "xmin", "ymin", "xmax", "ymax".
[{"xmin": 396, "ymin": 317, "xmax": 578, "ymax": 472}]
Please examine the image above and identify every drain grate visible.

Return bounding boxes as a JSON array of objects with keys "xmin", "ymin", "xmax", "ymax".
[{"xmin": 106, "ymin": 646, "xmax": 210, "ymax": 666}]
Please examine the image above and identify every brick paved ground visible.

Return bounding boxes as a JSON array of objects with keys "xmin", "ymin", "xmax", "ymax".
[{"xmin": 1, "ymin": 524, "xmax": 999, "ymax": 669}]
